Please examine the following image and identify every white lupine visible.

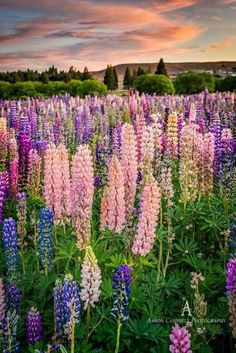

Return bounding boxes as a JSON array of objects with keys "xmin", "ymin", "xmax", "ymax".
[{"xmin": 80, "ymin": 246, "xmax": 101, "ymax": 310}]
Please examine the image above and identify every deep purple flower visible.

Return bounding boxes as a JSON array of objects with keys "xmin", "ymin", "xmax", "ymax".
[
  {"xmin": 26, "ymin": 307, "xmax": 42, "ymax": 345},
  {"xmin": 226, "ymin": 259, "xmax": 236, "ymax": 294},
  {"xmin": 5, "ymin": 282, "xmax": 21, "ymax": 312},
  {"xmin": 111, "ymin": 265, "xmax": 132, "ymax": 323}
]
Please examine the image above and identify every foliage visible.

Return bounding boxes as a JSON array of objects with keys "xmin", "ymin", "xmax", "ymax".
[
  {"xmin": 134, "ymin": 74, "xmax": 175, "ymax": 94},
  {"xmin": 174, "ymin": 71, "xmax": 215, "ymax": 94},
  {"xmin": 155, "ymin": 58, "xmax": 168, "ymax": 77}
]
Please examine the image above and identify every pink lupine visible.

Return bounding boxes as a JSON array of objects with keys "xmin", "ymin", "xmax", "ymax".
[
  {"xmin": 100, "ymin": 186, "xmax": 109, "ymax": 231},
  {"xmin": 9, "ymin": 135, "xmax": 18, "ymax": 162},
  {"xmin": 131, "ymin": 175, "xmax": 161, "ymax": 256},
  {"xmin": 71, "ymin": 145, "xmax": 94, "ymax": 249},
  {"xmin": 121, "ymin": 123, "xmax": 138, "ymax": 214},
  {"xmin": 10, "ymin": 158, "xmax": 19, "ymax": 197},
  {"xmin": 140, "ymin": 125, "xmax": 154, "ymax": 178},
  {"xmin": 0, "ymin": 278, "xmax": 5, "ymax": 323},
  {"xmin": 169, "ymin": 323, "xmax": 192, "ymax": 353},
  {"xmin": 80, "ymin": 246, "xmax": 101, "ymax": 309},
  {"xmin": 103, "ymin": 155, "xmax": 126, "ymax": 233},
  {"xmin": 57, "ymin": 144, "xmax": 71, "ymax": 222},
  {"xmin": 0, "ymin": 118, "xmax": 8, "ymax": 166},
  {"xmin": 27, "ymin": 149, "xmax": 42, "ymax": 197},
  {"xmin": 134, "ymin": 112, "xmax": 145, "ymax": 163}
]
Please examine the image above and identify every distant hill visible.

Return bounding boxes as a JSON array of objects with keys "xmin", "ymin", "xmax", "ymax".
[{"xmin": 91, "ymin": 61, "xmax": 236, "ymax": 86}]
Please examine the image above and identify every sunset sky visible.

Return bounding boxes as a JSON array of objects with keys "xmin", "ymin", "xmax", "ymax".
[{"xmin": 0, "ymin": 0, "xmax": 236, "ymax": 71}]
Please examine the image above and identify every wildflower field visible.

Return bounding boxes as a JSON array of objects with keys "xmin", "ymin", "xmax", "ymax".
[{"xmin": 0, "ymin": 90, "xmax": 236, "ymax": 353}]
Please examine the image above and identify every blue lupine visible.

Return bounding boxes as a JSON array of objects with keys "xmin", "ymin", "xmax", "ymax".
[
  {"xmin": 111, "ymin": 265, "xmax": 132, "ymax": 323},
  {"xmin": 53, "ymin": 274, "xmax": 80, "ymax": 336},
  {"xmin": 2, "ymin": 309, "xmax": 20, "ymax": 353},
  {"xmin": 2, "ymin": 218, "xmax": 19, "ymax": 280},
  {"xmin": 38, "ymin": 208, "xmax": 54, "ymax": 273}
]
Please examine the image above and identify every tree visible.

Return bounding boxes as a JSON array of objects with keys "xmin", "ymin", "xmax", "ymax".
[
  {"xmin": 113, "ymin": 67, "xmax": 118, "ymax": 89},
  {"xmin": 41, "ymin": 72, "xmax": 49, "ymax": 84},
  {"xmin": 80, "ymin": 79, "xmax": 107, "ymax": 97},
  {"xmin": 67, "ymin": 80, "xmax": 82, "ymax": 96},
  {"xmin": 131, "ymin": 69, "xmax": 137, "ymax": 86},
  {"xmin": 155, "ymin": 58, "xmax": 168, "ymax": 77},
  {"xmin": 137, "ymin": 67, "xmax": 145, "ymax": 76},
  {"xmin": 81, "ymin": 67, "xmax": 92, "ymax": 81},
  {"xmin": 174, "ymin": 71, "xmax": 215, "ymax": 94},
  {"xmin": 123, "ymin": 67, "xmax": 132, "ymax": 89},
  {"xmin": 133, "ymin": 74, "xmax": 175, "ymax": 95},
  {"xmin": 104, "ymin": 65, "xmax": 116, "ymax": 90}
]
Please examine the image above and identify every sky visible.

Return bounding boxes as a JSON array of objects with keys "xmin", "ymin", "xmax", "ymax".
[{"xmin": 0, "ymin": 0, "xmax": 236, "ymax": 72}]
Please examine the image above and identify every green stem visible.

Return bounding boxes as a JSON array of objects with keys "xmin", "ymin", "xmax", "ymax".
[
  {"xmin": 163, "ymin": 247, "xmax": 170, "ymax": 278},
  {"xmin": 115, "ymin": 320, "xmax": 122, "ymax": 353},
  {"xmin": 86, "ymin": 304, "xmax": 91, "ymax": 343},
  {"xmin": 157, "ymin": 239, "xmax": 163, "ymax": 283},
  {"xmin": 70, "ymin": 319, "xmax": 75, "ymax": 353}
]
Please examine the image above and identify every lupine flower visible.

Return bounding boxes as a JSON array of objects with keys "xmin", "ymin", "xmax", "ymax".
[
  {"xmin": 121, "ymin": 124, "xmax": 138, "ymax": 214},
  {"xmin": 134, "ymin": 112, "xmax": 145, "ymax": 163},
  {"xmin": 166, "ymin": 113, "xmax": 178, "ymax": 157},
  {"xmin": 229, "ymin": 215, "xmax": 236, "ymax": 256},
  {"xmin": 10, "ymin": 159, "xmax": 19, "ymax": 198},
  {"xmin": 44, "ymin": 143, "xmax": 63, "ymax": 223},
  {"xmin": 26, "ymin": 307, "xmax": 42, "ymax": 345},
  {"xmin": 226, "ymin": 258, "xmax": 236, "ymax": 338},
  {"xmin": 0, "ymin": 278, "xmax": 5, "ymax": 324},
  {"xmin": 71, "ymin": 145, "xmax": 94, "ymax": 249},
  {"xmin": 2, "ymin": 218, "xmax": 19, "ymax": 280},
  {"xmin": 169, "ymin": 323, "xmax": 192, "ymax": 353},
  {"xmin": 2, "ymin": 309, "xmax": 20, "ymax": 353},
  {"xmin": 0, "ymin": 117, "xmax": 8, "ymax": 166},
  {"xmin": 16, "ymin": 192, "xmax": 27, "ymax": 249},
  {"xmin": 100, "ymin": 155, "xmax": 125, "ymax": 233},
  {"xmin": 53, "ymin": 274, "xmax": 80, "ymax": 336},
  {"xmin": 152, "ymin": 117, "xmax": 163, "ymax": 174},
  {"xmin": 0, "ymin": 171, "xmax": 8, "ymax": 222},
  {"xmin": 5, "ymin": 282, "xmax": 21, "ymax": 313},
  {"xmin": 38, "ymin": 208, "xmax": 54, "ymax": 273},
  {"xmin": 220, "ymin": 128, "xmax": 235, "ymax": 197},
  {"xmin": 111, "ymin": 265, "xmax": 132, "ymax": 323},
  {"xmin": 9, "ymin": 134, "xmax": 18, "ymax": 162},
  {"xmin": 132, "ymin": 176, "xmax": 161, "ymax": 256},
  {"xmin": 27, "ymin": 148, "xmax": 41, "ymax": 197},
  {"xmin": 80, "ymin": 246, "xmax": 102, "ymax": 309},
  {"xmin": 140, "ymin": 125, "xmax": 154, "ymax": 178},
  {"xmin": 57, "ymin": 143, "xmax": 71, "ymax": 223},
  {"xmin": 159, "ymin": 154, "xmax": 174, "ymax": 207}
]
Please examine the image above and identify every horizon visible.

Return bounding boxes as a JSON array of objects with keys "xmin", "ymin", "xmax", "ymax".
[{"xmin": 0, "ymin": 0, "xmax": 236, "ymax": 72}]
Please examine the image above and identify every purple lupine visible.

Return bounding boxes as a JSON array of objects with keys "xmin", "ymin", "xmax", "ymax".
[
  {"xmin": 2, "ymin": 218, "xmax": 19, "ymax": 280},
  {"xmin": 229, "ymin": 215, "xmax": 236, "ymax": 256},
  {"xmin": 111, "ymin": 265, "xmax": 132, "ymax": 323},
  {"xmin": 226, "ymin": 259, "xmax": 236, "ymax": 295},
  {"xmin": 169, "ymin": 323, "xmax": 192, "ymax": 353},
  {"xmin": 38, "ymin": 208, "xmax": 54, "ymax": 274},
  {"xmin": 0, "ymin": 171, "xmax": 8, "ymax": 222},
  {"xmin": 0, "ymin": 278, "xmax": 5, "ymax": 325},
  {"xmin": 5, "ymin": 282, "xmax": 21, "ymax": 313},
  {"xmin": 26, "ymin": 307, "xmax": 42, "ymax": 344}
]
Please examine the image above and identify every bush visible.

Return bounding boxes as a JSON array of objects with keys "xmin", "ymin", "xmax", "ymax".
[
  {"xmin": 174, "ymin": 71, "xmax": 215, "ymax": 94},
  {"xmin": 80, "ymin": 79, "xmax": 107, "ymax": 97},
  {"xmin": 0, "ymin": 81, "xmax": 10, "ymax": 99},
  {"xmin": 215, "ymin": 76, "xmax": 236, "ymax": 92},
  {"xmin": 133, "ymin": 74, "xmax": 175, "ymax": 94},
  {"xmin": 67, "ymin": 80, "xmax": 82, "ymax": 96}
]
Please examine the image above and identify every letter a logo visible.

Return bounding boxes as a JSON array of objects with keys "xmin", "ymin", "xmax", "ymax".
[{"xmin": 181, "ymin": 300, "xmax": 192, "ymax": 317}]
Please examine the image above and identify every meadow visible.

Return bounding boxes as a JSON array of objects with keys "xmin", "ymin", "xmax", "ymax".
[{"xmin": 0, "ymin": 90, "xmax": 236, "ymax": 353}]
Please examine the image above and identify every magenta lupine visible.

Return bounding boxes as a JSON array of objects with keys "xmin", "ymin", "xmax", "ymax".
[
  {"xmin": 131, "ymin": 176, "xmax": 161, "ymax": 256},
  {"xmin": 0, "ymin": 278, "xmax": 5, "ymax": 324},
  {"xmin": 0, "ymin": 171, "xmax": 8, "ymax": 223},
  {"xmin": 80, "ymin": 246, "xmax": 101, "ymax": 309},
  {"xmin": 169, "ymin": 323, "xmax": 192, "ymax": 353},
  {"xmin": 27, "ymin": 149, "xmax": 41, "ymax": 197},
  {"xmin": 71, "ymin": 145, "xmax": 94, "ymax": 249},
  {"xmin": 121, "ymin": 124, "xmax": 138, "ymax": 214},
  {"xmin": 100, "ymin": 155, "xmax": 126, "ymax": 233}
]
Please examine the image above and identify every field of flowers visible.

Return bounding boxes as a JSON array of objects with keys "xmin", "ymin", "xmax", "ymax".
[{"xmin": 0, "ymin": 90, "xmax": 235, "ymax": 353}]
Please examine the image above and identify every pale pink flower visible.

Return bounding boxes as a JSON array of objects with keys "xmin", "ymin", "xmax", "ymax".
[
  {"xmin": 121, "ymin": 124, "xmax": 138, "ymax": 214},
  {"xmin": 71, "ymin": 145, "xmax": 94, "ymax": 249},
  {"xmin": 131, "ymin": 175, "xmax": 161, "ymax": 256},
  {"xmin": 80, "ymin": 246, "xmax": 101, "ymax": 309},
  {"xmin": 57, "ymin": 144, "xmax": 71, "ymax": 222},
  {"xmin": 140, "ymin": 125, "xmax": 154, "ymax": 178},
  {"xmin": 27, "ymin": 149, "xmax": 41, "ymax": 197},
  {"xmin": 102, "ymin": 155, "xmax": 126, "ymax": 233}
]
